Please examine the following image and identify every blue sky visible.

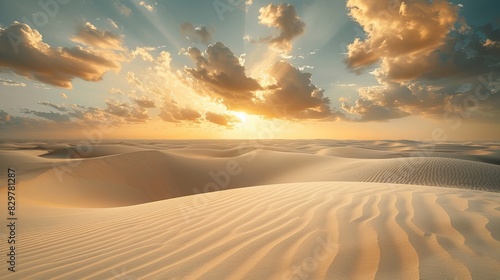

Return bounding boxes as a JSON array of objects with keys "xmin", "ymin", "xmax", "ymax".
[{"xmin": 0, "ymin": 0, "xmax": 499, "ymax": 140}]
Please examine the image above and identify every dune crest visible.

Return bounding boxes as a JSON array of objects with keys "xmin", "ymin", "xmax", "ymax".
[{"xmin": 9, "ymin": 148, "xmax": 500, "ymax": 207}]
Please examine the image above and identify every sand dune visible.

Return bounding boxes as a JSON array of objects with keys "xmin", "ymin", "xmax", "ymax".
[
  {"xmin": 2, "ymin": 182, "xmax": 500, "ymax": 279},
  {"xmin": 0, "ymin": 140, "xmax": 499, "ymax": 279},
  {"xmin": 8, "ymin": 148, "xmax": 500, "ymax": 207}
]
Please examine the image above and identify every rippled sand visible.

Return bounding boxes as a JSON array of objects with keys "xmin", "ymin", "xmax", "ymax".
[{"xmin": 1, "ymin": 140, "xmax": 499, "ymax": 279}]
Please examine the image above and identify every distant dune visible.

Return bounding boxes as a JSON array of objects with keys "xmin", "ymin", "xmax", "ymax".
[{"xmin": 0, "ymin": 140, "xmax": 499, "ymax": 279}]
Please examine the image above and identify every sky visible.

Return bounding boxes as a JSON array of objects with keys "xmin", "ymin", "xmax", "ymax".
[{"xmin": 0, "ymin": 0, "xmax": 499, "ymax": 140}]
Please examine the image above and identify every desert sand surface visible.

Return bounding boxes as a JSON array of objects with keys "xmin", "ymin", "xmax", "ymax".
[{"xmin": 1, "ymin": 139, "xmax": 500, "ymax": 279}]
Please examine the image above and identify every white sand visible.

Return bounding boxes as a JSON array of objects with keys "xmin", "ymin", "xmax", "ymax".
[{"xmin": 0, "ymin": 140, "xmax": 499, "ymax": 279}]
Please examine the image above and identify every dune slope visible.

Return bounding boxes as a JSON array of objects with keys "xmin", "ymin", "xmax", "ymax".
[
  {"xmin": 11, "ymin": 149, "xmax": 500, "ymax": 207},
  {"xmin": 1, "ymin": 140, "xmax": 500, "ymax": 279},
  {"xmin": 2, "ymin": 182, "xmax": 500, "ymax": 279}
]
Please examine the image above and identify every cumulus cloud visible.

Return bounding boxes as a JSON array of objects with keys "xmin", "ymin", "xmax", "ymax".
[
  {"xmin": 258, "ymin": 61, "xmax": 336, "ymax": 119},
  {"xmin": 344, "ymin": 0, "xmax": 499, "ymax": 82},
  {"xmin": 180, "ymin": 22, "xmax": 213, "ymax": 45},
  {"xmin": 0, "ymin": 22, "xmax": 123, "ymax": 88},
  {"xmin": 185, "ymin": 42, "xmax": 342, "ymax": 120},
  {"xmin": 342, "ymin": 0, "xmax": 500, "ymax": 122},
  {"xmin": 185, "ymin": 42, "xmax": 261, "ymax": 107},
  {"xmin": 340, "ymin": 78, "xmax": 500, "ymax": 121},
  {"xmin": 345, "ymin": 0, "xmax": 458, "ymax": 74},
  {"xmin": 205, "ymin": 111, "xmax": 239, "ymax": 127},
  {"xmin": 72, "ymin": 22, "xmax": 124, "ymax": 50},
  {"xmin": 258, "ymin": 4, "xmax": 305, "ymax": 52}
]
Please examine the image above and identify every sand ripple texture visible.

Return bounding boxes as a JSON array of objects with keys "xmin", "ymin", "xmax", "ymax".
[{"xmin": 1, "ymin": 182, "xmax": 499, "ymax": 279}]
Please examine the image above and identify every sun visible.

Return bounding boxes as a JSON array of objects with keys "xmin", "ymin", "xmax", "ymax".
[{"xmin": 234, "ymin": 111, "xmax": 248, "ymax": 123}]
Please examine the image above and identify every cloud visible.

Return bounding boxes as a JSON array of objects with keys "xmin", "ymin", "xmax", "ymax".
[
  {"xmin": 115, "ymin": 2, "xmax": 132, "ymax": 16},
  {"xmin": 109, "ymin": 87, "xmax": 124, "ymax": 95},
  {"xmin": 65, "ymin": 101, "xmax": 151, "ymax": 125},
  {"xmin": 258, "ymin": 4, "xmax": 305, "ymax": 52},
  {"xmin": 185, "ymin": 42, "xmax": 261, "ymax": 107},
  {"xmin": 185, "ymin": 42, "xmax": 342, "ymax": 120},
  {"xmin": 107, "ymin": 18, "xmax": 119, "ymax": 29},
  {"xmin": 0, "ymin": 110, "xmax": 47, "ymax": 129},
  {"xmin": 257, "ymin": 61, "xmax": 336, "ymax": 119},
  {"xmin": 72, "ymin": 22, "xmax": 124, "ymax": 50},
  {"xmin": 340, "ymin": 78, "xmax": 500, "ymax": 121},
  {"xmin": 22, "ymin": 109, "xmax": 71, "ymax": 122},
  {"xmin": 343, "ymin": 0, "xmax": 500, "ymax": 83},
  {"xmin": 139, "ymin": 1, "xmax": 155, "ymax": 12},
  {"xmin": 180, "ymin": 22, "xmax": 213, "ymax": 45},
  {"xmin": 342, "ymin": 0, "xmax": 500, "ymax": 122},
  {"xmin": 341, "ymin": 98, "xmax": 410, "ymax": 121},
  {"xmin": 345, "ymin": 0, "xmax": 459, "ymax": 73},
  {"xmin": 2, "ymin": 97, "xmax": 156, "ymax": 131},
  {"xmin": 158, "ymin": 99, "xmax": 202, "ymax": 123},
  {"xmin": 105, "ymin": 100, "xmax": 149, "ymax": 122},
  {"xmin": 37, "ymin": 101, "xmax": 68, "ymax": 112},
  {"xmin": 205, "ymin": 111, "xmax": 238, "ymax": 127},
  {"xmin": 131, "ymin": 46, "xmax": 155, "ymax": 61},
  {"xmin": 133, "ymin": 98, "xmax": 156, "ymax": 108},
  {"xmin": 334, "ymin": 83, "xmax": 357, "ymax": 87},
  {"xmin": 126, "ymin": 71, "xmax": 143, "ymax": 88},
  {"xmin": 0, "ymin": 22, "xmax": 123, "ymax": 88},
  {"xmin": 0, "ymin": 78, "xmax": 26, "ymax": 87},
  {"xmin": 0, "ymin": 110, "xmax": 11, "ymax": 122}
]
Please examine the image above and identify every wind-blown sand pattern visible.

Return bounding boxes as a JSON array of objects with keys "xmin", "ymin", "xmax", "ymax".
[{"xmin": 1, "ymin": 140, "xmax": 500, "ymax": 279}]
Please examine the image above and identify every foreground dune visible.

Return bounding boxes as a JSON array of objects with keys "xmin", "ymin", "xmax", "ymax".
[
  {"xmin": 0, "ymin": 140, "xmax": 499, "ymax": 279},
  {"xmin": 1, "ymin": 182, "xmax": 500, "ymax": 279}
]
